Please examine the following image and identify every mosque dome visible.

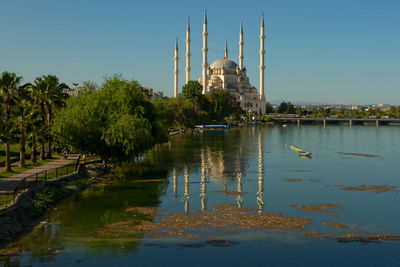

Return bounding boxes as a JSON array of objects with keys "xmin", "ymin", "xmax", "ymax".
[{"xmin": 210, "ymin": 58, "xmax": 238, "ymax": 69}]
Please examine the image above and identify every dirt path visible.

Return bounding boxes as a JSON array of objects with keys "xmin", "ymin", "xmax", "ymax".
[{"xmin": 0, "ymin": 154, "xmax": 81, "ymax": 193}]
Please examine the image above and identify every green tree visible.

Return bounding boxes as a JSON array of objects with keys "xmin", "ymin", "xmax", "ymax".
[
  {"xmin": 181, "ymin": 80, "xmax": 207, "ymax": 111},
  {"xmin": 181, "ymin": 81, "xmax": 203, "ymax": 103},
  {"xmin": 277, "ymin": 102, "xmax": 288, "ymax": 113},
  {"xmin": 52, "ymin": 90, "xmax": 105, "ymax": 159},
  {"xmin": 13, "ymin": 97, "xmax": 40, "ymax": 167},
  {"xmin": 52, "ymin": 75, "xmax": 167, "ymax": 163},
  {"xmin": 152, "ymin": 98, "xmax": 176, "ymax": 131},
  {"xmin": 265, "ymin": 102, "xmax": 274, "ymax": 113},
  {"xmin": 277, "ymin": 101, "xmax": 295, "ymax": 114},
  {"xmin": 42, "ymin": 75, "xmax": 69, "ymax": 158},
  {"xmin": 0, "ymin": 72, "xmax": 24, "ymax": 171},
  {"xmin": 210, "ymin": 90, "xmax": 231, "ymax": 121},
  {"xmin": 27, "ymin": 106, "xmax": 42, "ymax": 164},
  {"xmin": 30, "ymin": 75, "xmax": 69, "ymax": 159},
  {"xmin": 78, "ymin": 81, "xmax": 98, "ymax": 95},
  {"xmin": 30, "ymin": 77, "xmax": 50, "ymax": 160},
  {"xmin": 208, "ymin": 90, "xmax": 241, "ymax": 122},
  {"xmin": 169, "ymin": 97, "xmax": 197, "ymax": 128},
  {"xmin": 287, "ymin": 102, "xmax": 296, "ymax": 114}
]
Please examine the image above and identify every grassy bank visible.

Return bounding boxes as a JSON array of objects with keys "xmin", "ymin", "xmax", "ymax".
[{"xmin": 0, "ymin": 144, "xmax": 30, "ymax": 163}]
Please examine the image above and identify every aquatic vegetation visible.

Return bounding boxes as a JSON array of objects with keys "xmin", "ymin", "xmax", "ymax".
[
  {"xmin": 102, "ymin": 204, "xmax": 311, "ymax": 239},
  {"xmin": 284, "ymin": 178, "xmax": 322, "ymax": 183},
  {"xmin": 305, "ymin": 231, "xmax": 400, "ymax": 242},
  {"xmin": 291, "ymin": 204, "xmax": 341, "ymax": 214},
  {"xmin": 322, "ymin": 222, "xmax": 349, "ymax": 229},
  {"xmin": 285, "ymin": 179, "xmax": 303, "ymax": 182},
  {"xmin": 337, "ymin": 152, "xmax": 378, "ymax": 158},
  {"xmin": 340, "ymin": 184, "xmax": 397, "ymax": 193}
]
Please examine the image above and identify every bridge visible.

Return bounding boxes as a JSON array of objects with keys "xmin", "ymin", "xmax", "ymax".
[{"xmin": 273, "ymin": 117, "xmax": 400, "ymax": 126}]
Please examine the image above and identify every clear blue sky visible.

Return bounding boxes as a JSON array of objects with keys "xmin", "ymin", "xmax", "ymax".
[{"xmin": 1, "ymin": 0, "xmax": 399, "ymax": 104}]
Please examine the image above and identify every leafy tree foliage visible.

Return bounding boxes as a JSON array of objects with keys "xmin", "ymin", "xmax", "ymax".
[
  {"xmin": 0, "ymin": 72, "xmax": 26, "ymax": 171},
  {"xmin": 171, "ymin": 81, "xmax": 242, "ymax": 126},
  {"xmin": 29, "ymin": 75, "xmax": 69, "ymax": 159},
  {"xmin": 265, "ymin": 102, "xmax": 274, "ymax": 113},
  {"xmin": 153, "ymin": 97, "xmax": 197, "ymax": 129},
  {"xmin": 277, "ymin": 101, "xmax": 296, "ymax": 114},
  {"xmin": 181, "ymin": 81, "xmax": 203, "ymax": 103},
  {"xmin": 0, "ymin": 71, "xmax": 70, "ymax": 170},
  {"xmin": 13, "ymin": 98, "xmax": 40, "ymax": 167},
  {"xmin": 52, "ymin": 75, "xmax": 167, "ymax": 163},
  {"xmin": 209, "ymin": 90, "xmax": 240, "ymax": 121},
  {"xmin": 81, "ymin": 81, "xmax": 98, "ymax": 93}
]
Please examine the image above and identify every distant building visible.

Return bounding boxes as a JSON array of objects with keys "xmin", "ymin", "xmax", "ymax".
[
  {"xmin": 64, "ymin": 88, "xmax": 79, "ymax": 96},
  {"xmin": 143, "ymin": 87, "xmax": 164, "ymax": 100},
  {"xmin": 377, "ymin": 104, "xmax": 391, "ymax": 111}
]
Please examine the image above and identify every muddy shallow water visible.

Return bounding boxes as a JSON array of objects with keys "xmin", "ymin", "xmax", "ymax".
[{"xmin": 2, "ymin": 125, "xmax": 400, "ymax": 266}]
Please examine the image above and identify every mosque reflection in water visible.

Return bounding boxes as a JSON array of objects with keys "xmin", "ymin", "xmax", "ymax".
[{"xmin": 169, "ymin": 127, "xmax": 265, "ymax": 213}]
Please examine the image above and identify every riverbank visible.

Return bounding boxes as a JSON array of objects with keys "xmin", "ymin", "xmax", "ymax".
[
  {"xmin": 169, "ymin": 121, "xmax": 274, "ymax": 136},
  {"xmin": 0, "ymin": 162, "xmax": 105, "ymax": 243}
]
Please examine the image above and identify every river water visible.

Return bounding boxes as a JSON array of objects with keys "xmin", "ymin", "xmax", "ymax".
[{"xmin": 2, "ymin": 125, "xmax": 400, "ymax": 266}]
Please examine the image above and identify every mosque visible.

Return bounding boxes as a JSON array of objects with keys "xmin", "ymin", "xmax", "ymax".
[{"xmin": 174, "ymin": 10, "xmax": 267, "ymax": 114}]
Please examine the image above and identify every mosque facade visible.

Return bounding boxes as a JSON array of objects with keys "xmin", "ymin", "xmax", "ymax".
[{"xmin": 174, "ymin": 11, "xmax": 267, "ymax": 114}]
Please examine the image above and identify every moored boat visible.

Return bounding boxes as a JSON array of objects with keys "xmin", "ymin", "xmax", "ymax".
[{"xmin": 196, "ymin": 124, "xmax": 228, "ymax": 129}]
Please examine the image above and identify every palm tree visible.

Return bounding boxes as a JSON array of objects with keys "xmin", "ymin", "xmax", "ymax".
[
  {"xmin": 30, "ymin": 75, "xmax": 68, "ymax": 159},
  {"xmin": 0, "ymin": 72, "xmax": 23, "ymax": 171},
  {"xmin": 30, "ymin": 77, "xmax": 48, "ymax": 160},
  {"xmin": 13, "ymin": 97, "xmax": 40, "ymax": 167},
  {"xmin": 28, "ymin": 109, "xmax": 42, "ymax": 164},
  {"xmin": 42, "ymin": 75, "xmax": 69, "ymax": 158}
]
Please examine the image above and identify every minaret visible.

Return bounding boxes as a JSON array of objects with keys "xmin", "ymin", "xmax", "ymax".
[
  {"xmin": 239, "ymin": 21, "xmax": 244, "ymax": 70},
  {"xmin": 224, "ymin": 40, "xmax": 228, "ymax": 59},
  {"xmin": 259, "ymin": 13, "xmax": 266, "ymax": 101},
  {"xmin": 185, "ymin": 17, "xmax": 191, "ymax": 84},
  {"xmin": 174, "ymin": 37, "xmax": 179, "ymax": 98},
  {"xmin": 202, "ymin": 9, "xmax": 208, "ymax": 94}
]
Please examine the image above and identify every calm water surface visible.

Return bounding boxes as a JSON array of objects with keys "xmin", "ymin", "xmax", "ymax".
[{"xmin": 2, "ymin": 125, "xmax": 400, "ymax": 266}]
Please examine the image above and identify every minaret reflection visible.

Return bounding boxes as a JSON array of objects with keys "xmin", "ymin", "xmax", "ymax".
[
  {"xmin": 183, "ymin": 165, "xmax": 190, "ymax": 213},
  {"xmin": 200, "ymin": 148, "xmax": 208, "ymax": 211},
  {"xmin": 257, "ymin": 130, "xmax": 265, "ymax": 213},
  {"xmin": 236, "ymin": 169, "xmax": 243, "ymax": 208},
  {"xmin": 218, "ymin": 151, "xmax": 227, "ymax": 191},
  {"xmin": 218, "ymin": 151, "xmax": 225, "ymax": 175},
  {"xmin": 173, "ymin": 168, "xmax": 178, "ymax": 199}
]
